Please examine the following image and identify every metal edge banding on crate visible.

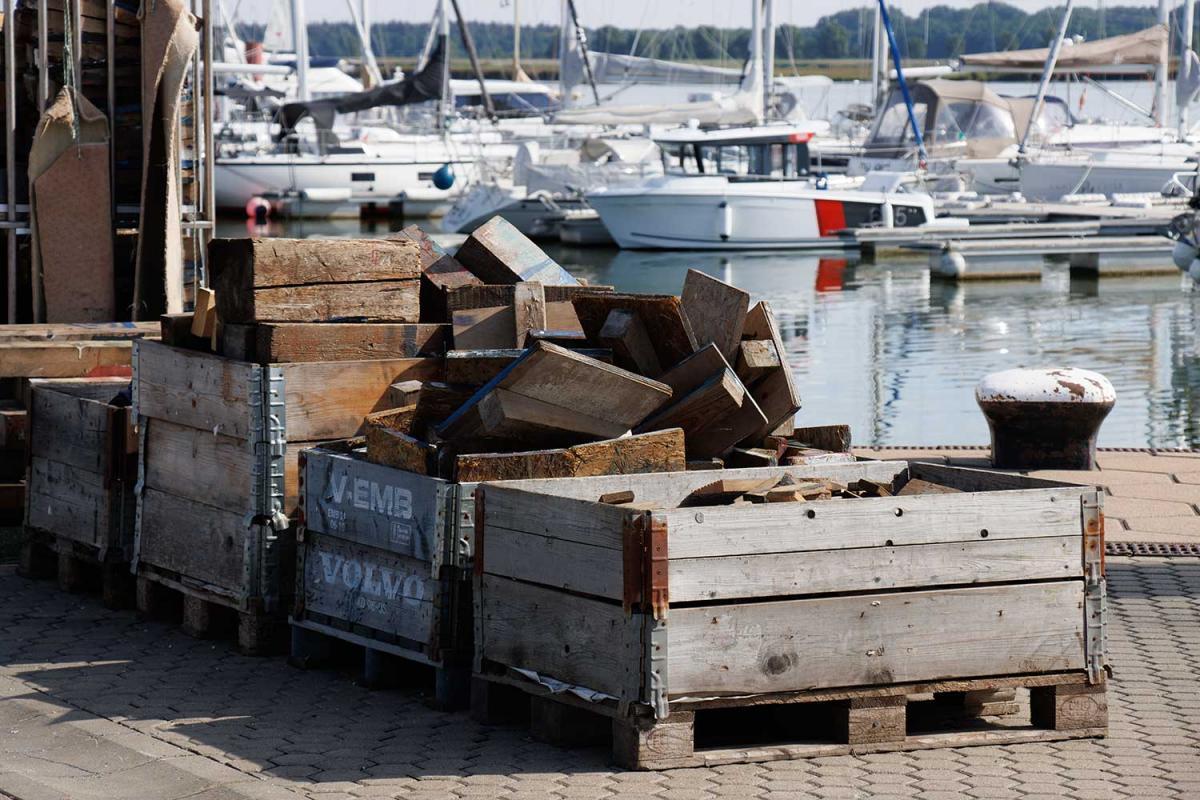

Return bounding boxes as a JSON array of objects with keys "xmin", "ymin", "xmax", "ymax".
[
  {"xmin": 131, "ymin": 423, "xmax": 147, "ymax": 572},
  {"xmin": 303, "ymin": 449, "xmax": 443, "ymax": 563},
  {"xmin": 301, "ymin": 532, "xmax": 437, "ymax": 645},
  {"xmin": 1082, "ymin": 490, "xmax": 1107, "ymax": 684}
]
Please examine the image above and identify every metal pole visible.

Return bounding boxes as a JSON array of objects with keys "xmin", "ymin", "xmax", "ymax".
[
  {"xmin": 1181, "ymin": 0, "xmax": 1195, "ymax": 133},
  {"xmin": 293, "ymin": 0, "xmax": 309, "ymax": 101},
  {"xmin": 5, "ymin": 0, "xmax": 16, "ymax": 322},
  {"xmin": 72, "ymin": 0, "xmax": 82, "ymax": 101},
  {"xmin": 748, "ymin": 0, "xmax": 762, "ymax": 122},
  {"xmin": 204, "ymin": 0, "xmax": 216, "ymax": 284},
  {"xmin": 513, "ymin": 0, "xmax": 521, "ymax": 79},
  {"xmin": 449, "ymin": 0, "xmax": 495, "ymax": 122},
  {"xmin": 1019, "ymin": 0, "xmax": 1074, "ymax": 155},
  {"xmin": 344, "ymin": 0, "xmax": 381, "ymax": 86},
  {"xmin": 565, "ymin": 0, "xmax": 600, "ymax": 106},
  {"xmin": 1154, "ymin": 0, "xmax": 1169, "ymax": 126},
  {"xmin": 438, "ymin": 0, "xmax": 450, "ymax": 131}
]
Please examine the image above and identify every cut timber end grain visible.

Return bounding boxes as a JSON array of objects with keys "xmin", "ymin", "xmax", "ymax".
[
  {"xmin": 365, "ymin": 426, "xmax": 436, "ymax": 475},
  {"xmin": 454, "ymin": 215, "xmax": 577, "ymax": 286},
  {"xmin": 735, "ymin": 339, "xmax": 780, "ymax": 384},
  {"xmin": 190, "ymin": 288, "xmax": 217, "ymax": 338},
  {"xmin": 741, "ymin": 301, "xmax": 801, "ymax": 437},
  {"xmin": 791, "ymin": 424, "xmax": 852, "ymax": 453},
  {"xmin": 513, "ymin": 282, "xmax": 547, "ymax": 348},
  {"xmin": 599, "ymin": 308, "xmax": 662, "ymax": 377},
  {"xmin": 437, "ymin": 341, "xmax": 672, "ymax": 450},
  {"xmin": 599, "ymin": 490, "xmax": 636, "ymax": 505},
  {"xmin": 387, "ymin": 380, "xmax": 423, "ymax": 408},
  {"xmin": 572, "ymin": 293, "xmax": 698, "ymax": 370},
  {"xmin": 209, "ymin": 237, "xmax": 423, "ymax": 288},
  {"xmin": 681, "ymin": 269, "xmax": 749, "ymax": 363},
  {"xmin": 453, "ymin": 429, "xmax": 685, "ymax": 483},
  {"xmin": 636, "ymin": 368, "xmax": 766, "ymax": 459}
]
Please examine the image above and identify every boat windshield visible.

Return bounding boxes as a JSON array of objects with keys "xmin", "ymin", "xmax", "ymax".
[{"xmin": 659, "ymin": 140, "xmax": 811, "ymax": 179}]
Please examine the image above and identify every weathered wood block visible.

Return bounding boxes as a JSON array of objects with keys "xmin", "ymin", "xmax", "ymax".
[
  {"xmin": 210, "ymin": 238, "xmax": 423, "ymax": 323},
  {"xmin": 612, "ymin": 713, "xmax": 696, "ymax": 770},
  {"xmin": 454, "ymin": 429, "xmax": 686, "ymax": 483},
  {"xmin": 220, "ymin": 322, "xmax": 448, "ymax": 364},
  {"xmin": 392, "ymin": 223, "xmax": 481, "ymax": 324},
  {"xmin": 681, "ymin": 269, "xmax": 749, "ymax": 363},
  {"xmin": 573, "ymin": 293, "xmax": 698, "ymax": 371},
  {"xmin": 454, "ymin": 216, "xmax": 577, "ymax": 286},
  {"xmin": 1031, "ymin": 681, "xmax": 1108, "ymax": 731},
  {"xmin": 741, "ymin": 301, "xmax": 801, "ymax": 436},
  {"xmin": 449, "ymin": 284, "xmax": 609, "ymax": 349},
  {"xmin": 837, "ymin": 696, "xmax": 906, "ymax": 745}
]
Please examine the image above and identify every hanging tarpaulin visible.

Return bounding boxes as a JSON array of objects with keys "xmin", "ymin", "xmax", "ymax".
[
  {"xmin": 134, "ymin": 0, "xmax": 200, "ymax": 320},
  {"xmin": 275, "ymin": 37, "xmax": 446, "ymax": 140},
  {"xmin": 28, "ymin": 88, "xmax": 115, "ymax": 322}
]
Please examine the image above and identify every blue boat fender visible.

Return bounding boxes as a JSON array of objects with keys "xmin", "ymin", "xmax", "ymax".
[{"xmin": 433, "ymin": 164, "xmax": 456, "ymax": 190}]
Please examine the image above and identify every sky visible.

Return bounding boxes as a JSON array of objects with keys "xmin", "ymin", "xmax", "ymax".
[{"xmin": 229, "ymin": 0, "xmax": 1160, "ymax": 29}]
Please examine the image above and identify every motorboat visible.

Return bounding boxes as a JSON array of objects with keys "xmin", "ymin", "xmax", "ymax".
[{"xmin": 586, "ymin": 126, "xmax": 935, "ymax": 250}]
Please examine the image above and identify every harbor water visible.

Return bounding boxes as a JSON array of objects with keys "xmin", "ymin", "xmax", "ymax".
[{"xmin": 217, "ymin": 218, "xmax": 1200, "ymax": 450}]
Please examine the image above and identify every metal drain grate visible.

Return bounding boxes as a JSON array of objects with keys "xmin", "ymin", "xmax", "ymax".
[{"xmin": 1107, "ymin": 541, "xmax": 1200, "ymax": 558}]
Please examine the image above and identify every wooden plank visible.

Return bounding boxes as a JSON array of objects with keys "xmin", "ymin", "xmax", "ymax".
[
  {"xmin": 300, "ymin": 534, "xmax": 437, "ymax": 645},
  {"xmin": 454, "ymin": 216, "xmax": 577, "ymax": 285},
  {"xmin": 455, "ymin": 429, "xmax": 686, "ymax": 483},
  {"xmin": 365, "ymin": 425, "xmax": 436, "ymax": 476},
  {"xmin": 453, "ymin": 306, "xmax": 515, "ymax": 350},
  {"xmin": 209, "ymin": 237, "xmax": 422, "ymax": 289},
  {"xmin": 637, "ymin": 369, "xmax": 766, "ymax": 458},
  {"xmin": 657, "ymin": 344, "xmax": 728, "ymax": 398},
  {"xmin": 26, "ymin": 456, "xmax": 110, "ymax": 544},
  {"xmin": 142, "ymin": 419, "xmax": 255, "ymax": 512},
  {"xmin": 134, "ymin": 341, "xmax": 257, "ymax": 439},
  {"xmin": 478, "ymin": 575, "xmax": 633, "ymax": 697},
  {"xmin": 447, "ymin": 348, "xmax": 613, "ymax": 385},
  {"xmin": 662, "ymin": 485, "xmax": 1087, "ymax": 559},
  {"xmin": 681, "ymin": 269, "xmax": 749, "ymax": 363},
  {"xmin": 191, "ymin": 287, "xmax": 217, "ymax": 338},
  {"xmin": 911, "ymin": 462, "xmax": 1077, "ymax": 491},
  {"xmin": 216, "ymin": 280, "xmax": 421, "ymax": 325},
  {"xmin": 668, "ymin": 581, "xmax": 1086, "ymax": 696},
  {"xmin": 29, "ymin": 382, "xmax": 127, "ymax": 473},
  {"xmin": 0, "ymin": 406, "xmax": 27, "ymax": 451},
  {"xmin": 735, "ymin": 340, "xmax": 779, "ymax": 384},
  {"xmin": 0, "ymin": 322, "xmax": 157, "ymax": 342},
  {"xmin": 573, "ymin": 294, "xmax": 698, "ymax": 370},
  {"xmin": 741, "ymin": 302, "xmax": 801, "ymax": 435},
  {"xmin": 0, "ymin": 341, "xmax": 133, "ymax": 379},
  {"xmin": 219, "ymin": 323, "xmax": 447, "ymax": 363},
  {"xmin": 276, "ymin": 358, "xmax": 443, "ymax": 442},
  {"xmin": 513, "ymin": 282, "xmax": 547, "ymax": 348},
  {"xmin": 599, "ymin": 309, "xmax": 662, "ymax": 377},
  {"xmin": 668, "ymin": 534, "xmax": 1080, "ymax": 602},
  {"xmin": 480, "ymin": 485, "xmax": 633, "ymax": 550},
  {"xmin": 137, "ymin": 488, "xmax": 249, "ymax": 596},
  {"xmin": 393, "ymin": 225, "xmax": 480, "ymax": 323},
  {"xmin": 439, "ymin": 343, "xmax": 672, "ymax": 449},
  {"xmin": 484, "ymin": 528, "xmax": 624, "ymax": 601}
]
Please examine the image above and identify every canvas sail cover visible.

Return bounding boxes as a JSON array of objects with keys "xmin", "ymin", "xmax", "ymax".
[
  {"xmin": 275, "ymin": 37, "xmax": 445, "ymax": 138},
  {"xmin": 959, "ymin": 25, "xmax": 1167, "ymax": 71},
  {"xmin": 585, "ymin": 52, "xmax": 742, "ymax": 87}
]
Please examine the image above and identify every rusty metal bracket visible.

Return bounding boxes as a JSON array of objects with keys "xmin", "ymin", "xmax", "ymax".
[
  {"xmin": 1082, "ymin": 491, "xmax": 1108, "ymax": 684},
  {"xmin": 472, "ymin": 488, "xmax": 486, "ymax": 577},
  {"xmin": 644, "ymin": 511, "xmax": 669, "ymax": 622}
]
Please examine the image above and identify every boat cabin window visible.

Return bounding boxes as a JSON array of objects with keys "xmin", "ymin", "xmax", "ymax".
[
  {"xmin": 659, "ymin": 140, "xmax": 811, "ymax": 179},
  {"xmin": 455, "ymin": 92, "xmax": 558, "ymax": 116},
  {"xmin": 871, "ymin": 99, "xmax": 929, "ymax": 149},
  {"xmin": 935, "ymin": 100, "xmax": 1014, "ymax": 143}
]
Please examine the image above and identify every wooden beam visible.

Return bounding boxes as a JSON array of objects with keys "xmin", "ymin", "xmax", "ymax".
[
  {"xmin": 573, "ymin": 293, "xmax": 698, "ymax": 371},
  {"xmin": 741, "ymin": 301, "xmax": 801, "ymax": 436},
  {"xmin": 0, "ymin": 341, "xmax": 133, "ymax": 379},
  {"xmin": 447, "ymin": 348, "xmax": 612, "ymax": 386},
  {"xmin": 392, "ymin": 224, "xmax": 483, "ymax": 324},
  {"xmin": 681, "ymin": 269, "xmax": 749, "ymax": 362},
  {"xmin": 598, "ymin": 309, "xmax": 662, "ymax": 377},
  {"xmin": 454, "ymin": 429, "xmax": 685, "ymax": 482},
  {"xmin": 191, "ymin": 288, "xmax": 216, "ymax": 338},
  {"xmin": 637, "ymin": 368, "xmax": 767, "ymax": 459},
  {"xmin": 454, "ymin": 216, "xmax": 577, "ymax": 285},
  {"xmin": 221, "ymin": 323, "xmax": 448, "ymax": 363},
  {"xmin": 735, "ymin": 339, "xmax": 780, "ymax": 385},
  {"xmin": 513, "ymin": 282, "xmax": 547, "ymax": 347}
]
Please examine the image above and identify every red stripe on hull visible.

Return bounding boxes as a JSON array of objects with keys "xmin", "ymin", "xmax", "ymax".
[{"xmin": 813, "ymin": 199, "xmax": 846, "ymax": 237}]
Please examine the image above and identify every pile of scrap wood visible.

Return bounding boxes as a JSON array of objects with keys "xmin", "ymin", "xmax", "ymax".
[
  {"xmin": 677, "ymin": 473, "xmax": 961, "ymax": 507},
  {"xmin": 156, "ymin": 214, "xmax": 845, "ymax": 486}
]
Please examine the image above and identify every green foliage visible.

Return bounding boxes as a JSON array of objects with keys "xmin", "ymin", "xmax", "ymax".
[{"xmin": 231, "ymin": 4, "xmax": 1162, "ymax": 62}]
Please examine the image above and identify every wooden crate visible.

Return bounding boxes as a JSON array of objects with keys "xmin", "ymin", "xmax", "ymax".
[
  {"xmin": 292, "ymin": 443, "xmax": 476, "ymax": 707},
  {"xmin": 472, "ymin": 461, "xmax": 1108, "ymax": 768},
  {"xmin": 20, "ymin": 378, "xmax": 137, "ymax": 607},
  {"xmin": 131, "ymin": 340, "xmax": 441, "ymax": 654}
]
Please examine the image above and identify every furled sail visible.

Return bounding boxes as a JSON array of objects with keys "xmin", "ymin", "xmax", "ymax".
[
  {"xmin": 263, "ymin": 0, "xmax": 294, "ymax": 53},
  {"xmin": 275, "ymin": 38, "xmax": 445, "ymax": 139}
]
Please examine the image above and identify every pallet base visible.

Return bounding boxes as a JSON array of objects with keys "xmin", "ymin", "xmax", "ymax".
[
  {"xmin": 289, "ymin": 620, "xmax": 470, "ymax": 710},
  {"xmin": 472, "ymin": 669, "xmax": 1107, "ymax": 770},
  {"xmin": 18, "ymin": 532, "xmax": 133, "ymax": 609},
  {"xmin": 134, "ymin": 571, "xmax": 284, "ymax": 656}
]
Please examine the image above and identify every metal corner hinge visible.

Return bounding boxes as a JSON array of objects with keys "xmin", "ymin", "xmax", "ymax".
[
  {"xmin": 249, "ymin": 366, "xmax": 289, "ymax": 530},
  {"xmin": 1082, "ymin": 490, "xmax": 1107, "ymax": 683},
  {"xmin": 643, "ymin": 511, "xmax": 670, "ymax": 720}
]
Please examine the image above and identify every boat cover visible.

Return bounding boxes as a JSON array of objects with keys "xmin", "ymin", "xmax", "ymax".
[{"xmin": 959, "ymin": 25, "xmax": 1167, "ymax": 71}]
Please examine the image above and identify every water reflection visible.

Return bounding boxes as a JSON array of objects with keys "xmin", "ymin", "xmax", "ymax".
[{"xmin": 214, "ymin": 219, "xmax": 1200, "ymax": 448}]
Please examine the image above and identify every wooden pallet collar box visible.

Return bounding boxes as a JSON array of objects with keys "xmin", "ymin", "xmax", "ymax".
[
  {"xmin": 297, "ymin": 444, "xmax": 475, "ymax": 668},
  {"xmin": 474, "ymin": 461, "xmax": 1107, "ymax": 720},
  {"xmin": 132, "ymin": 340, "xmax": 441, "ymax": 612},
  {"xmin": 25, "ymin": 378, "xmax": 137, "ymax": 560}
]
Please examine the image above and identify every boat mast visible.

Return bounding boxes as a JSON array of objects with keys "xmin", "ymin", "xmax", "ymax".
[
  {"xmin": 1181, "ymin": 0, "xmax": 1195, "ymax": 133},
  {"xmin": 763, "ymin": 0, "xmax": 775, "ymax": 119},
  {"xmin": 875, "ymin": 0, "xmax": 923, "ymax": 164},
  {"xmin": 344, "ymin": 0, "xmax": 382, "ymax": 86},
  {"xmin": 293, "ymin": 0, "xmax": 309, "ymax": 101},
  {"xmin": 438, "ymin": 0, "xmax": 450, "ymax": 131},
  {"xmin": 1154, "ymin": 0, "xmax": 1169, "ymax": 126},
  {"xmin": 1019, "ymin": 0, "xmax": 1073, "ymax": 156},
  {"xmin": 870, "ymin": 2, "xmax": 888, "ymax": 112},
  {"xmin": 566, "ymin": 0, "xmax": 601, "ymax": 106},
  {"xmin": 747, "ymin": 0, "xmax": 763, "ymax": 123}
]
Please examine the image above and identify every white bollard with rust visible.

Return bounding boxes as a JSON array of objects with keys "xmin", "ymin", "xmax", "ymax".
[{"xmin": 975, "ymin": 368, "xmax": 1116, "ymax": 471}]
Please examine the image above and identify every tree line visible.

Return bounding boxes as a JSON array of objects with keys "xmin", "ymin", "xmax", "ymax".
[{"xmin": 232, "ymin": 3, "xmax": 1167, "ymax": 63}]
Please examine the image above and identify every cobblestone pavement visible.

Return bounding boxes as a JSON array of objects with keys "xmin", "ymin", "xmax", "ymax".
[{"xmin": 0, "ymin": 558, "xmax": 1196, "ymax": 800}]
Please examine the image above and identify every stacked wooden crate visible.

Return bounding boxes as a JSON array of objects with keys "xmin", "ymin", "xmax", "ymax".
[
  {"xmin": 20, "ymin": 377, "xmax": 136, "ymax": 606},
  {"xmin": 471, "ymin": 462, "xmax": 1108, "ymax": 767},
  {"xmin": 133, "ymin": 238, "xmax": 442, "ymax": 654}
]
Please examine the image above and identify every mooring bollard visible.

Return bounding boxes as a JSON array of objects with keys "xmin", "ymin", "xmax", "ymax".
[{"xmin": 975, "ymin": 367, "xmax": 1116, "ymax": 470}]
